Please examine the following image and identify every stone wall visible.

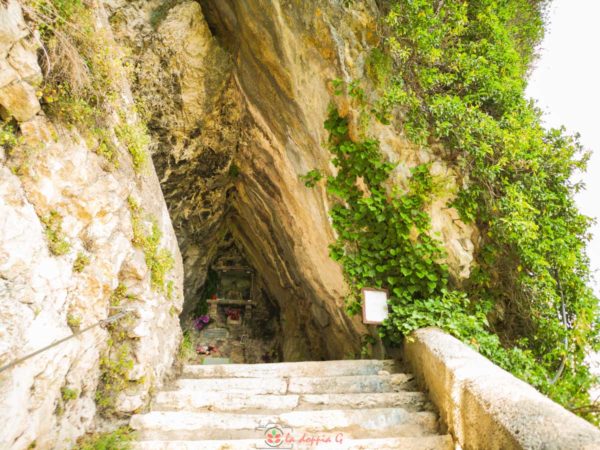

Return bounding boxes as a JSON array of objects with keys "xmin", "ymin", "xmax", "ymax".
[
  {"xmin": 0, "ymin": 1, "xmax": 184, "ymax": 448},
  {"xmin": 404, "ymin": 328, "xmax": 600, "ymax": 450}
]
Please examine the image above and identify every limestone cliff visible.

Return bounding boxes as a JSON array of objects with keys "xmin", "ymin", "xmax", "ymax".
[
  {"xmin": 107, "ymin": 0, "xmax": 475, "ymax": 361},
  {"xmin": 0, "ymin": 1, "xmax": 183, "ymax": 448},
  {"xmin": 0, "ymin": 0, "xmax": 476, "ymax": 447}
]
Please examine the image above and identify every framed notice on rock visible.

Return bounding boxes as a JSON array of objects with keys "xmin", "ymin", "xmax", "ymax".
[{"xmin": 361, "ymin": 288, "xmax": 389, "ymax": 324}]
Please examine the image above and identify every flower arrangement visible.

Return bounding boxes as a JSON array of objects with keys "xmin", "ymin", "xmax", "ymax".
[
  {"xmin": 193, "ymin": 314, "xmax": 210, "ymax": 331},
  {"xmin": 225, "ymin": 307, "xmax": 241, "ymax": 321}
]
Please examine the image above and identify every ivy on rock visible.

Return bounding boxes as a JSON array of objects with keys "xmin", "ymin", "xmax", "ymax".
[{"xmin": 313, "ymin": 0, "xmax": 599, "ymax": 423}]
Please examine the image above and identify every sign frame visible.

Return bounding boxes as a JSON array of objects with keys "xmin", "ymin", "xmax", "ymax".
[{"xmin": 361, "ymin": 287, "xmax": 389, "ymax": 325}]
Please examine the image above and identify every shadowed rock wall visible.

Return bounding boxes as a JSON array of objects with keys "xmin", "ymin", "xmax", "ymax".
[
  {"xmin": 0, "ymin": 1, "xmax": 184, "ymax": 448},
  {"xmin": 108, "ymin": 0, "xmax": 476, "ymax": 361}
]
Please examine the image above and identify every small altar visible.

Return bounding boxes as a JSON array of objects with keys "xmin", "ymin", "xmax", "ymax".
[
  {"xmin": 207, "ymin": 263, "xmax": 256, "ymax": 326},
  {"xmin": 180, "ymin": 237, "xmax": 282, "ymax": 365}
]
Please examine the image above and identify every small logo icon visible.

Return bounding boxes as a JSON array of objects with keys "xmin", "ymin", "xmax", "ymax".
[{"xmin": 256, "ymin": 422, "xmax": 293, "ymax": 449}]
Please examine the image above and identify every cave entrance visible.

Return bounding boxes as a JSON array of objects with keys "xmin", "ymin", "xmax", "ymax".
[{"xmin": 179, "ymin": 232, "xmax": 283, "ymax": 364}]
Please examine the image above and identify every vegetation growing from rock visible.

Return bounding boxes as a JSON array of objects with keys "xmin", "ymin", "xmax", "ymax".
[
  {"xmin": 128, "ymin": 197, "xmax": 175, "ymax": 293},
  {"xmin": 73, "ymin": 252, "xmax": 90, "ymax": 272},
  {"xmin": 40, "ymin": 210, "xmax": 70, "ymax": 256},
  {"xmin": 115, "ymin": 119, "xmax": 150, "ymax": 173},
  {"xmin": 27, "ymin": 0, "xmax": 149, "ymax": 172},
  {"xmin": 74, "ymin": 426, "xmax": 134, "ymax": 450},
  {"xmin": 96, "ymin": 285, "xmax": 137, "ymax": 416},
  {"xmin": 0, "ymin": 121, "xmax": 20, "ymax": 150},
  {"xmin": 312, "ymin": 0, "xmax": 599, "ymax": 422},
  {"xmin": 61, "ymin": 386, "xmax": 78, "ymax": 402},
  {"xmin": 66, "ymin": 313, "xmax": 82, "ymax": 331}
]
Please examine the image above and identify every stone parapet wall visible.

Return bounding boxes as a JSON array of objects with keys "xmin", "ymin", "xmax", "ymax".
[{"xmin": 404, "ymin": 328, "xmax": 600, "ymax": 450}]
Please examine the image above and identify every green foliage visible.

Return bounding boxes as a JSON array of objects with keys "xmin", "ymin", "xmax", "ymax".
[
  {"xmin": 73, "ymin": 252, "xmax": 90, "ymax": 272},
  {"xmin": 41, "ymin": 211, "xmax": 71, "ymax": 256},
  {"xmin": 360, "ymin": 334, "xmax": 376, "ymax": 358},
  {"xmin": 320, "ymin": 0, "xmax": 598, "ymax": 422},
  {"xmin": 300, "ymin": 169, "xmax": 323, "ymax": 188},
  {"xmin": 380, "ymin": 0, "xmax": 598, "ymax": 419},
  {"xmin": 115, "ymin": 121, "xmax": 150, "ymax": 173},
  {"xmin": 67, "ymin": 313, "xmax": 82, "ymax": 330},
  {"xmin": 0, "ymin": 120, "xmax": 20, "ymax": 150},
  {"xmin": 61, "ymin": 386, "xmax": 78, "ymax": 402},
  {"xmin": 74, "ymin": 427, "xmax": 134, "ymax": 450},
  {"xmin": 365, "ymin": 48, "xmax": 392, "ymax": 88},
  {"xmin": 96, "ymin": 342, "xmax": 135, "ymax": 414},
  {"xmin": 30, "ymin": 0, "xmax": 151, "ymax": 170},
  {"xmin": 109, "ymin": 283, "xmax": 135, "ymax": 308},
  {"xmin": 321, "ymin": 106, "xmax": 545, "ymax": 383},
  {"xmin": 178, "ymin": 330, "xmax": 195, "ymax": 362},
  {"xmin": 95, "ymin": 284, "xmax": 139, "ymax": 416},
  {"xmin": 129, "ymin": 198, "xmax": 174, "ymax": 293}
]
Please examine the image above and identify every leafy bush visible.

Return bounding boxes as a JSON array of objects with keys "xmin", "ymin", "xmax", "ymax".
[
  {"xmin": 300, "ymin": 169, "xmax": 323, "ymax": 187},
  {"xmin": 320, "ymin": 0, "xmax": 599, "ymax": 422}
]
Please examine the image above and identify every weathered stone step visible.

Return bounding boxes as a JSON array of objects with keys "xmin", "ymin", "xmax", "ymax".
[
  {"xmin": 130, "ymin": 435, "xmax": 454, "ymax": 450},
  {"xmin": 152, "ymin": 391, "xmax": 431, "ymax": 413},
  {"xmin": 173, "ymin": 373, "xmax": 413, "ymax": 395},
  {"xmin": 181, "ymin": 359, "xmax": 401, "ymax": 378},
  {"xmin": 130, "ymin": 408, "xmax": 440, "ymax": 441}
]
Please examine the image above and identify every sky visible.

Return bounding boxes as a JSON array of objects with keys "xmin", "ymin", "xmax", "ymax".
[{"xmin": 526, "ymin": 0, "xmax": 600, "ymax": 296}]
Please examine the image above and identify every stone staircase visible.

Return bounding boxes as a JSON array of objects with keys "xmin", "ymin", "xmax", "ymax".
[{"xmin": 130, "ymin": 360, "xmax": 453, "ymax": 449}]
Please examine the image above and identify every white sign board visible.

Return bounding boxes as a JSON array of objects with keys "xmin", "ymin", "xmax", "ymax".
[{"xmin": 362, "ymin": 288, "xmax": 389, "ymax": 324}]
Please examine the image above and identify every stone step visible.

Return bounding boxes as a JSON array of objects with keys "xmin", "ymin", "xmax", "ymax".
[
  {"xmin": 130, "ymin": 435, "xmax": 454, "ymax": 450},
  {"xmin": 173, "ymin": 373, "xmax": 413, "ymax": 395},
  {"xmin": 130, "ymin": 408, "xmax": 440, "ymax": 441},
  {"xmin": 152, "ymin": 391, "xmax": 431, "ymax": 413},
  {"xmin": 182, "ymin": 359, "xmax": 401, "ymax": 378}
]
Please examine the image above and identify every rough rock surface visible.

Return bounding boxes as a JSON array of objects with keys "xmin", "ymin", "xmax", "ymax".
[
  {"xmin": 107, "ymin": 0, "xmax": 476, "ymax": 361},
  {"xmin": 0, "ymin": 1, "xmax": 184, "ymax": 449},
  {"xmin": 1, "ymin": 0, "xmax": 477, "ymax": 447}
]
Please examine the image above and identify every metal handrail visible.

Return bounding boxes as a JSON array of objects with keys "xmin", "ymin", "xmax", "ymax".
[{"xmin": 0, "ymin": 310, "xmax": 133, "ymax": 374}]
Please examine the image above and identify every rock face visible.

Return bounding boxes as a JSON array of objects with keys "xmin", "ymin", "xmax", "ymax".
[
  {"xmin": 1, "ymin": 0, "xmax": 476, "ymax": 447},
  {"xmin": 0, "ymin": 1, "xmax": 184, "ymax": 449},
  {"xmin": 108, "ymin": 0, "xmax": 476, "ymax": 361}
]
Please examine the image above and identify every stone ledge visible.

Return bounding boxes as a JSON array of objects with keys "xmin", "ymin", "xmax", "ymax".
[{"xmin": 404, "ymin": 327, "xmax": 600, "ymax": 450}]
